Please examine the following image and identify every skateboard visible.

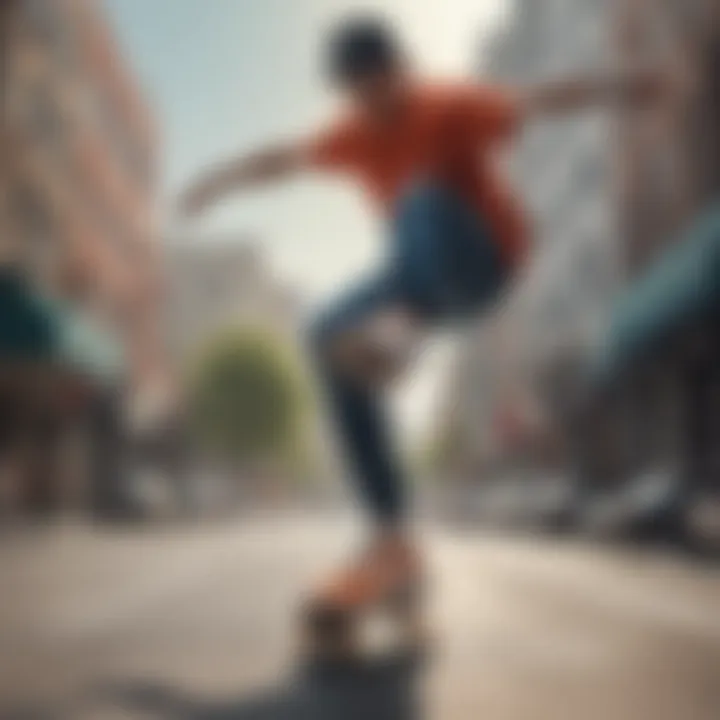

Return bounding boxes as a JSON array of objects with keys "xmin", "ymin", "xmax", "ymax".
[{"xmin": 300, "ymin": 574, "xmax": 431, "ymax": 665}]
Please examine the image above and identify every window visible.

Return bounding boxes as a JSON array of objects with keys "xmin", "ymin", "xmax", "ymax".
[
  {"xmin": 87, "ymin": 87, "xmax": 153, "ymax": 191},
  {"xmin": 21, "ymin": 0, "xmax": 75, "ymax": 67},
  {"xmin": 569, "ymin": 154, "xmax": 604, "ymax": 206},
  {"xmin": 11, "ymin": 183, "xmax": 59, "ymax": 286},
  {"xmin": 23, "ymin": 83, "xmax": 66, "ymax": 163},
  {"xmin": 123, "ymin": 140, "xmax": 153, "ymax": 191}
]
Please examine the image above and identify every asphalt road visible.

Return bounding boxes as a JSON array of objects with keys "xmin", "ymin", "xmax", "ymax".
[{"xmin": 1, "ymin": 513, "xmax": 719, "ymax": 720}]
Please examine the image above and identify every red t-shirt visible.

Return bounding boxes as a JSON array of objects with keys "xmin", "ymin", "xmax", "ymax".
[{"xmin": 308, "ymin": 83, "xmax": 529, "ymax": 268}]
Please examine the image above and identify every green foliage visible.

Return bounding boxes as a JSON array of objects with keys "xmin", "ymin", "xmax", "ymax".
[{"xmin": 188, "ymin": 328, "xmax": 306, "ymax": 467}]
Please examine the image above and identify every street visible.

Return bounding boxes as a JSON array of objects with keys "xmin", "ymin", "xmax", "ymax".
[{"xmin": 1, "ymin": 514, "xmax": 719, "ymax": 720}]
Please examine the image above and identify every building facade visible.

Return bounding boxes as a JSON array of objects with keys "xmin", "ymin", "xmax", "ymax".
[
  {"xmin": 608, "ymin": 0, "xmax": 720, "ymax": 478},
  {"xmin": 612, "ymin": 0, "xmax": 720, "ymax": 270},
  {"xmin": 1, "ymin": 0, "xmax": 162, "ymax": 394},
  {"xmin": 440, "ymin": 0, "xmax": 618, "ymax": 469},
  {"xmin": 0, "ymin": 0, "xmax": 164, "ymax": 517},
  {"xmin": 165, "ymin": 238, "xmax": 301, "ymax": 364},
  {"xmin": 489, "ymin": 0, "xmax": 619, "ymax": 371}
]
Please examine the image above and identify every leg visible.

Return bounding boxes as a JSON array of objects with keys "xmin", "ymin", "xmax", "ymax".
[
  {"xmin": 327, "ymin": 305, "xmax": 424, "ymax": 389},
  {"xmin": 303, "ymin": 184, "xmax": 509, "ymax": 658},
  {"xmin": 305, "ymin": 275, "xmax": 425, "ymax": 657},
  {"xmin": 308, "ymin": 182, "xmax": 508, "ymax": 526},
  {"xmin": 308, "ymin": 273, "xmax": 408, "ymax": 527}
]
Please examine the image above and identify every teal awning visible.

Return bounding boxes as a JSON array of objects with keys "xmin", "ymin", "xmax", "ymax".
[
  {"xmin": 593, "ymin": 204, "xmax": 720, "ymax": 381},
  {"xmin": 0, "ymin": 268, "xmax": 126, "ymax": 386},
  {"xmin": 0, "ymin": 268, "xmax": 57, "ymax": 361},
  {"xmin": 56, "ymin": 306, "xmax": 126, "ymax": 385}
]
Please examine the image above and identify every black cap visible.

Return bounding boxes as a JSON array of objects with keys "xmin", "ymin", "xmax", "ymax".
[{"xmin": 326, "ymin": 15, "xmax": 401, "ymax": 85}]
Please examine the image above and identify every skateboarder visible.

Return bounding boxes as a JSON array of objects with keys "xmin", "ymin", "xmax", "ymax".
[{"xmin": 178, "ymin": 15, "xmax": 674, "ymax": 650}]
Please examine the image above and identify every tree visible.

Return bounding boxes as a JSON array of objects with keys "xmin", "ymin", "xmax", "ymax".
[{"xmin": 188, "ymin": 328, "xmax": 306, "ymax": 474}]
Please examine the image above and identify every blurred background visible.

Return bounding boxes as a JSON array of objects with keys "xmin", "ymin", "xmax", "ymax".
[{"xmin": 0, "ymin": 1, "xmax": 719, "ymax": 719}]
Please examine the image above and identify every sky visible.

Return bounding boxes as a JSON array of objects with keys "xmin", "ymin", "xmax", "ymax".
[{"xmin": 103, "ymin": 0, "xmax": 511, "ymax": 438}]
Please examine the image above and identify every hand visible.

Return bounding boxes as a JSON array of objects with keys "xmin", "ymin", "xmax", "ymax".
[{"xmin": 176, "ymin": 176, "xmax": 218, "ymax": 219}]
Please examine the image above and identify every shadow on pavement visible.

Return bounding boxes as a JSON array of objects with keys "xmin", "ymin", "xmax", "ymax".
[{"xmin": 98, "ymin": 653, "xmax": 425, "ymax": 720}]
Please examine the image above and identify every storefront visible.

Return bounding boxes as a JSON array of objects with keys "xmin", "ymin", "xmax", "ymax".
[{"xmin": 0, "ymin": 266, "xmax": 128, "ymax": 519}]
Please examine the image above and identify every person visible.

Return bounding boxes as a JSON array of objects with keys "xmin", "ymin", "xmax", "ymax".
[{"xmin": 178, "ymin": 16, "xmax": 675, "ymax": 619}]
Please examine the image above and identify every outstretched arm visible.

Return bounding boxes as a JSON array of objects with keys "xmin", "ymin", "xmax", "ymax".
[
  {"xmin": 518, "ymin": 66, "xmax": 681, "ymax": 118},
  {"xmin": 177, "ymin": 141, "xmax": 309, "ymax": 218}
]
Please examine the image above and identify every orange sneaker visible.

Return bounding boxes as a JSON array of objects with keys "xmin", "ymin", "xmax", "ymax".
[{"xmin": 301, "ymin": 535, "xmax": 426, "ymax": 660}]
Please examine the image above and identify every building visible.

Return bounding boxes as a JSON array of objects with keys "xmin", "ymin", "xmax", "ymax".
[
  {"xmin": 489, "ymin": 0, "xmax": 620, "ymax": 370},
  {"xmin": 165, "ymin": 237, "xmax": 302, "ymax": 364},
  {"xmin": 0, "ymin": 0, "xmax": 164, "ymax": 516},
  {"xmin": 608, "ymin": 0, "xmax": 720, "ymax": 478},
  {"xmin": 1, "ymin": 0, "xmax": 162, "ymax": 395},
  {"xmin": 612, "ymin": 0, "xmax": 720, "ymax": 271},
  {"xmin": 440, "ymin": 0, "xmax": 618, "ymax": 469}
]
